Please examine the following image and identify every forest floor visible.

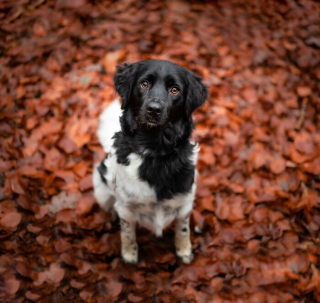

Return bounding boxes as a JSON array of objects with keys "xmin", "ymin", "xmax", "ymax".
[{"xmin": 0, "ymin": 0, "xmax": 320, "ymax": 302}]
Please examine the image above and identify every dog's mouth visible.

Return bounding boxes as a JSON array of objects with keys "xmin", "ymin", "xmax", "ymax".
[{"xmin": 138, "ymin": 119, "xmax": 159, "ymax": 128}]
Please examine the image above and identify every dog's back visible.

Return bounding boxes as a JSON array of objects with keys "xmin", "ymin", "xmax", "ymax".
[{"xmin": 97, "ymin": 99, "xmax": 122, "ymax": 153}]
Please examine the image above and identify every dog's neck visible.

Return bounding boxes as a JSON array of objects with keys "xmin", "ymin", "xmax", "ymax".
[{"xmin": 119, "ymin": 110, "xmax": 194, "ymax": 157}]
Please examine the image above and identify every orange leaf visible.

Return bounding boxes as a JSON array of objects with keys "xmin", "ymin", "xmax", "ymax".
[
  {"xmin": 79, "ymin": 174, "xmax": 93, "ymax": 191},
  {"xmin": 270, "ymin": 157, "xmax": 286, "ymax": 174}
]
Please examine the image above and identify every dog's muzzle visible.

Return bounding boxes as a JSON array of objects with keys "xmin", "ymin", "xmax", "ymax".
[
  {"xmin": 138, "ymin": 98, "xmax": 168, "ymax": 127},
  {"xmin": 146, "ymin": 101, "xmax": 163, "ymax": 122}
]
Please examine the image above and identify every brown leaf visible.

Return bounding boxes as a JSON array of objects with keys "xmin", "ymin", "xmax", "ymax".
[
  {"xmin": 5, "ymin": 278, "xmax": 20, "ymax": 295},
  {"xmin": 73, "ymin": 161, "xmax": 88, "ymax": 177},
  {"xmin": 79, "ymin": 174, "xmax": 93, "ymax": 191},
  {"xmin": 228, "ymin": 197, "xmax": 245, "ymax": 221},
  {"xmin": 1, "ymin": 212, "xmax": 22, "ymax": 228},
  {"xmin": 56, "ymin": 209, "xmax": 77, "ymax": 223},
  {"xmin": 196, "ymin": 185, "xmax": 212, "ymax": 197},
  {"xmin": 19, "ymin": 167, "xmax": 45, "ymax": 179},
  {"xmin": 44, "ymin": 148, "xmax": 63, "ymax": 171},
  {"xmin": 192, "ymin": 209, "xmax": 206, "ymax": 232},
  {"xmin": 220, "ymin": 228, "xmax": 237, "ymax": 244},
  {"xmin": 301, "ymin": 158, "xmax": 320, "ymax": 175},
  {"xmin": 75, "ymin": 196, "xmax": 95, "ymax": 216},
  {"xmin": 33, "ymin": 272, "xmax": 47, "ymax": 287},
  {"xmin": 56, "ymin": 0, "xmax": 86, "ymax": 9},
  {"xmin": 297, "ymin": 86, "xmax": 311, "ymax": 97},
  {"xmin": 107, "ymin": 281, "xmax": 123, "ymax": 299},
  {"xmin": 215, "ymin": 199, "xmax": 229, "ymax": 220},
  {"xmin": 16, "ymin": 195, "xmax": 35, "ymax": 212},
  {"xmin": 58, "ymin": 135, "xmax": 78, "ymax": 154},
  {"xmin": 70, "ymin": 280, "xmax": 86, "ymax": 289},
  {"xmin": 198, "ymin": 195, "xmax": 215, "ymax": 212},
  {"xmin": 22, "ymin": 140, "xmax": 38, "ymax": 157},
  {"xmin": 46, "ymin": 263, "xmax": 65, "ymax": 284},
  {"xmin": 27, "ymin": 224, "xmax": 42, "ymax": 234},
  {"xmin": 78, "ymin": 262, "xmax": 91, "ymax": 275},
  {"xmin": 54, "ymin": 238, "xmax": 72, "ymax": 253},
  {"xmin": 242, "ymin": 87, "xmax": 258, "ymax": 104},
  {"xmin": 25, "ymin": 291, "xmax": 41, "ymax": 301},
  {"xmin": 128, "ymin": 293, "xmax": 144, "ymax": 302},
  {"xmin": 289, "ymin": 144, "xmax": 309, "ymax": 164},
  {"xmin": 30, "ymin": 120, "xmax": 63, "ymax": 142},
  {"xmin": 201, "ymin": 175, "xmax": 220, "ymax": 189},
  {"xmin": 229, "ymin": 183, "xmax": 245, "ymax": 193},
  {"xmin": 270, "ymin": 157, "xmax": 286, "ymax": 174},
  {"xmin": 8, "ymin": 175, "xmax": 25, "ymax": 195},
  {"xmin": 34, "ymin": 205, "xmax": 48, "ymax": 219},
  {"xmin": 103, "ymin": 50, "xmax": 127, "ymax": 73},
  {"xmin": 36, "ymin": 235, "xmax": 50, "ymax": 246},
  {"xmin": 54, "ymin": 170, "xmax": 75, "ymax": 183},
  {"xmin": 199, "ymin": 150, "xmax": 216, "ymax": 166},
  {"xmin": 79, "ymin": 290, "xmax": 92, "ymax": 300},
  {"xmin": 294, "ymin": 132, "xmax": 315, "ymax": 155}
]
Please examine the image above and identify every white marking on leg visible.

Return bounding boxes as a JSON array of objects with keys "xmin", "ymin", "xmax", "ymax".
[
  {"xmin": 120, "ymin": 218, "xmax": 138, "ymax": 263},
  {"xmin": 175, "ymin": 215, "xmax": 193, "ymax": 264}
]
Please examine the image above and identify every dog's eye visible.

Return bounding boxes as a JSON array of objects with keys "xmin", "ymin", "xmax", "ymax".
[
  {"xmin": 141, "ymin": 81, "xmax": 149, "ymax": 89},
  {"xmin": 170, "ymin": 87, "xmax": 179, "ymax": 94}
]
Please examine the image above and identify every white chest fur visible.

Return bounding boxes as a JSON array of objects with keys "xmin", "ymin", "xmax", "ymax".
[{"xmin": 111, "ymin": 153, "xmax": 195, "ymax": 236}]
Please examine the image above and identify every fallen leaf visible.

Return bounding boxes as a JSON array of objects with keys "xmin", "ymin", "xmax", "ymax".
[
  {"xmin": 1, "ymin": 212, "xmax": 22, "ymax": 228},
  {"xmin": 103, "ymin": 50, "xmax": 126, "ymax": 73},
  {"xmin": 5, "ymin": 278, "xmax": 20, "ymax": 295},
  {"xmin": 270, "ymin": 157, "xmax": 286, "ymax": 174},
  {"xmin": 46, "ymin": 263, "xmax": 65, "ymax": 284},
  {"xmin": 79, "ymin": 174, "xmax": 93, "ymax": 191},
  {"xmin": 75, "ymin": 196, "xmax": 96, "ymax": 216},
  {"xmin": 8, "ymin": 175, "xmax": 25, "ymax": 194},
  {"xmin": 297, "ymin": 86, "xmax": 312, "ymax": 97}
]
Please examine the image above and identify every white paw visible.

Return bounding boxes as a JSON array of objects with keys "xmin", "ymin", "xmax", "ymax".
[
  {"xmin": 176, "ymin": 249, "xmax": 194, "ymax": 264},
  {"xmin": 121, "ymin": 246, "xmax": 138, "ymax": 264}
]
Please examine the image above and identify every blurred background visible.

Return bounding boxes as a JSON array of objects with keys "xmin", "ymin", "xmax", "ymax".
[{"xmin": 0, "ymin": 0, "xmax": 319, "ymax": 302}]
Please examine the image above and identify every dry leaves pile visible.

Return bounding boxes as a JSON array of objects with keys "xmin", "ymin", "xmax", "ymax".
[{"xmin": 0, "ymin": 0, "xmax": 319, "ymax": 302}]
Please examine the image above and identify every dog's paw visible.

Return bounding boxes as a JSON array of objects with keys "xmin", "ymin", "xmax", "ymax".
[
  {"xmin": 176, "ymin": 248, "xmax": 194, "ymax": 264},
  {"xmin": 121, "ymin": 245, "xmax": 138, "ymax": 264}
]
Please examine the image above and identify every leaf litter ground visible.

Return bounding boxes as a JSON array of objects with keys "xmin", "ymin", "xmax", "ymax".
[{"xmin": 0, "ymin": 0, "xmax": 319, "ymax": 302}]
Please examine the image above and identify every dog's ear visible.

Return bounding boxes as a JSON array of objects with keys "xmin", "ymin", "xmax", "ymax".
[
  {"xmin": 114, "ymin": 63, "xmax": 137, "ymax": 110},
  {"xmin": 185, "ymin": 71, "xmax": 208, "ymax": 116}
]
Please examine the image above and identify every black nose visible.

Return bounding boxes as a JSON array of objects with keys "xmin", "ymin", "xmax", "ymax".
[{"xmin": 146, "ymin": 102, "xmax": 163, "ymax": 118}]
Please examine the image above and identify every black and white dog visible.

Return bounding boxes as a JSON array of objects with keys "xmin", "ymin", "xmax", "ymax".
[{"xmin": 93, "ymin": 60, "xmax": 208, "ymax": 263}]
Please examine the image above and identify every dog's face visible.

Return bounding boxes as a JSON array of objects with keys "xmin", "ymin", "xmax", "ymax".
[{"xmin": 114, "ymin": 60, "xmax": 208, "ymax": 128}]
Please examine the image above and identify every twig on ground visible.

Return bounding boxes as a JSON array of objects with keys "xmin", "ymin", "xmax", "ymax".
[{"xmin": 295, "ymin": 98, "xmax": 308, "ymax": 130}]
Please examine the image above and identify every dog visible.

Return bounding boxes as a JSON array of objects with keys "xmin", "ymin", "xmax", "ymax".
[{"xmin": 93, "ymin": 60, "xmax": 208, "ymax": 263}]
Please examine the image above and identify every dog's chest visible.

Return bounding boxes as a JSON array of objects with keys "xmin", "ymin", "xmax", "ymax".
[
  {"xmin": 115, "ymin": 153, "xmax": 156, "ymax": 203},
  {"xmin": 113, "ymin": 152, "xmax": 191, "ymax": 235}
]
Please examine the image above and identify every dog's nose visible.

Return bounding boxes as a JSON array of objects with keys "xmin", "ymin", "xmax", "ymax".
[{"xmin": 146, "ymin": 102, "xmax": 163, "ymax": 118}]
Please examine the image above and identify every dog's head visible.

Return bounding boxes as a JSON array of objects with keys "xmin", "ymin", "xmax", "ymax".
[{"xmin": 114, "ymin": 60, "xmax": 208, "ymax": 128}]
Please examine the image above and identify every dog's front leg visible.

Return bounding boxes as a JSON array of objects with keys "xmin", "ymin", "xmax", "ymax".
[
  {"xmin": 120, "ymin": 218, "xmax": 138, "ymax": 263},
  {"xmin": 175, "ymin": 215, "xmax": 193, "ymax": 264}
]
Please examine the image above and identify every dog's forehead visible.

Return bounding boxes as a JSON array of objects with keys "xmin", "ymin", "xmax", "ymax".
[{"xmin": 141, "ymin": 60, "xmax": 182, "ymax": 79}]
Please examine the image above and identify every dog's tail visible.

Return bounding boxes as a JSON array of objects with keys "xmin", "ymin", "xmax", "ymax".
[{"xmin": 97, "ymin": 99, "xmax": 122, "ymax": 153}]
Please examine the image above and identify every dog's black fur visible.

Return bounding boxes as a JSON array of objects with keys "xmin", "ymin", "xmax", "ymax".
[{"xmin": 112, "ymin": 60, "xmax": 208, "ymax": 201}]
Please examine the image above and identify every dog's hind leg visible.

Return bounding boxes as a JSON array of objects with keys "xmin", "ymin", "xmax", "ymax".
[{"xmin": 93, "ymin": 163, "xmax": 117, "ymax": 220}]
